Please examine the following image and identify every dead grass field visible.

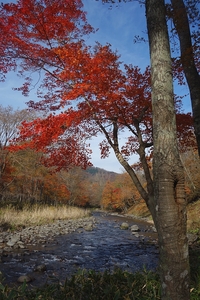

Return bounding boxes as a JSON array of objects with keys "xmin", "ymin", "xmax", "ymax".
[{"xmin": 0, "ymin": 205, "xmax": 90, "ymax": 229}]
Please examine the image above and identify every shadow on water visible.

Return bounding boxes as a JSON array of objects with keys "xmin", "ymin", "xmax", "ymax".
[{"xmin": 0, "ymin": 212, "xmax": 159, "ymax": 287}]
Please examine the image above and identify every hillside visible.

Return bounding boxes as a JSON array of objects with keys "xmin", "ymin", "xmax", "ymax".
[{"xmin": 85, "ymin": 166, "xmax": 119, "ymax": 182}]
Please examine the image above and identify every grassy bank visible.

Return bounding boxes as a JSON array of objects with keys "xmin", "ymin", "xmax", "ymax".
[
  {"xmin": 0, "ymin": 205, "xmax": 90, "ymax": 231},
  {"xmin": 0, "ymin": 265, "xmax": 200, "ymax": 300}
]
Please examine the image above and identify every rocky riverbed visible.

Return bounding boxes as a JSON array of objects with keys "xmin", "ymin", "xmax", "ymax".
[
  {"xmin": 0, "ymin": 212, "xmax": 159, "ymax": 287},
  {"xmin": 0, "ymin": 216, "xmax": 96, "ymax": 253}
]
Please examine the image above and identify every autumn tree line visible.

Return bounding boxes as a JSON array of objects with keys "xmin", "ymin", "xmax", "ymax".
[
  {"xmin": 0, "ymin": 104, "xmax": 139, "ymax": 209},
  {"xmin": 0, "ymin": 105, "xmax": 199, "ymax": 211}
]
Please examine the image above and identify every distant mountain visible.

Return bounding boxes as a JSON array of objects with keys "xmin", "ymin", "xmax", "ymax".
[{"xmin": 85, "ymin": 166, "xmax": 119, "ymax": 182}]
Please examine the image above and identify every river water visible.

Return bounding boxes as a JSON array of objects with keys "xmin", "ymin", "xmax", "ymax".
[{"xmin": 0, "ymin": 212, "xmax": 159, "ymax": 287}]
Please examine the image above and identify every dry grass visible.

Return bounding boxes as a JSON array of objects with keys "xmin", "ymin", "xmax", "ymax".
[
  {"xmin": 127, "ymin": 200, "xmax": 151, "ymax": 219},
  {"xmin": 127, "ymin": 198, "xmax": 200, "ymax": 231},
  {"xmin": 0, "ymin": 205, "xmax": 90, "ymax": 229}
]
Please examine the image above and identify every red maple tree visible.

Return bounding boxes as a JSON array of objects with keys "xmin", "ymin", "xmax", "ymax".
[{"xmin": 0, "ymin": 0, "xmax": 196, "ymax": 192}]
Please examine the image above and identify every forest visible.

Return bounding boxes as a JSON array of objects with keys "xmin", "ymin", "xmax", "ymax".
[{"xmin": 0, "ymin": 103, "xmax": 200, "ymax": 212}]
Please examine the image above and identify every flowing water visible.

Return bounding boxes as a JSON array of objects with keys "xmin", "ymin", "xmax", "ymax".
[{"xmin": 0, "ymin": 212, "xmax": 159, "ymax": 287}]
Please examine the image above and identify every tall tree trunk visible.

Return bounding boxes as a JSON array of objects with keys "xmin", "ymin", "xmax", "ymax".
[
  {"xmin": 145, "ymin": 0, "xmax": 190, "ymax": 299},
  {"xmin": 171, "ymin": 0, "xmax": 200, "ymax": 156}
]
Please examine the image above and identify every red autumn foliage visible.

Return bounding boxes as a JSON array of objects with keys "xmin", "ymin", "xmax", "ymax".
[
  {"xmin": 10, "ymin": 112, "xmax": 92, "ymax": 171},
  {"xmin": 0, "ymin": 0, "xmax": 196, "ymax": 173}
]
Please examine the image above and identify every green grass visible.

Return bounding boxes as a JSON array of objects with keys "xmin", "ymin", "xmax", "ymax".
[
  {"xmin": 0, "ymin": 265, "xmax": 200, "ymax": 300},
  {"xmin": 0, "ymin": 269, "xmax": 161, "ymax": 300}
]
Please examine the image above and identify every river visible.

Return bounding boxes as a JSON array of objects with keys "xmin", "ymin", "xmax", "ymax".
[{"xmin": 0, "ymin": 212, "xmax": 159, "ymax": 287}]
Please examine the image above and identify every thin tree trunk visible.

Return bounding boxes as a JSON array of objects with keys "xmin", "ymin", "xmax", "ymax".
[
  {"xmin": 171, "ymin": 0, "xmax": 200, "ymax": 156},
  {"xmin": 145, "ymin": 0, "xmax": 190, "ymax": 299}
]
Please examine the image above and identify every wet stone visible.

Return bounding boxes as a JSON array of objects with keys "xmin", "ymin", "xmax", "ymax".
[
  {"xmin": 84, "ymin": 223, "xmax": 94, "ymax": 231},
  {"xmin": 120, "ymin": 222, "xmax": 129, "ymax": 230},
  {"xmin": 130, "ymin": 224, "xmax": 140, "ymax": 232},
  {"xmin": 34, "ymin": 264, "xmax": 47, "ymax": 272},
  {"xmin": 17, "ymin": 275, "xmax": 34, "ymax": 283}
]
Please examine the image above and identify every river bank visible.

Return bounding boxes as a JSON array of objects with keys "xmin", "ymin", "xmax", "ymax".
[{"xmin": 0, "ymin": 216, "xmax": 96, "ymax": 254}]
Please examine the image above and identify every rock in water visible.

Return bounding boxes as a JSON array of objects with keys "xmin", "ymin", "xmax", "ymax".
[
  {"xmin": 130, "ymin": 225, "xmax": 140, "ymax": 232},
  {"xmin": 34, "ymin": 264, "xmax": 47, "ymax": 272},
  {"xmin": 17, "ymin": 275, "xmax": 33, "ymax": 283},
  {"xmin": 120, "ymin": 222, "xmax": 129, "ymax": 230}
]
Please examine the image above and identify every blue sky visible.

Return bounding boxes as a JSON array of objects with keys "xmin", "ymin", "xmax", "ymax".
[{"xmin": 0, "ymin": 0, "xmax": 192, "ymax": 172}]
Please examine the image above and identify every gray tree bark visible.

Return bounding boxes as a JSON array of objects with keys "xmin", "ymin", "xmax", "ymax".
[{"xmin": 145, "ymin": 0, "xmax": 190, "ymax": 299}]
